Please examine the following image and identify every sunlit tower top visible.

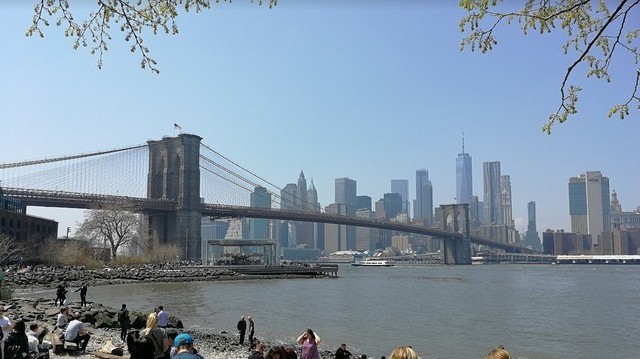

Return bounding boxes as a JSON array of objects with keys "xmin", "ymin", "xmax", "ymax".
[{"xmin": 456, "ymin": 132, "xmax": 472, "ymax": 205}]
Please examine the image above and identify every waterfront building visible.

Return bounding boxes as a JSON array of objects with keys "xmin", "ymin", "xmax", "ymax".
[
  {"xmin": 483, "ymin": 161, "xmax": 503, "ymax": 225},
  {"xmin": 0, "ymin": 191, "xmax": 58, "ymax": 243},
  {"xmin": 413, "ymin": 169, "xmax": 433, "ymax": 226},
  {"xmin": 472, "ymin": 224, "xmax": 519, "ymax": 244},
  {"xmin": 523, "ymin": 201, "xmax": 541, "ymax": 250},
  {"xmin": 542, "ymin": 230, "xmax": 592, "ymax": 255},
  {"xmin": 500, "ymin": 175, "xmax": 514, "ymax": 227},
  {"xmin": 456, "ymin": 136, "xmax": 473, "ymax": 205},
  {"xmin": 610, "ymin": 190, "xmax": 640, "ymax": 230},
  {"xmin": 391, "ymin": 234, "xmax": 410, "ymax": 253},
  {"xmin": 391, "ymin": 179, "xmax": 409, "ymax": 215},
  {"xmin": 568, "ymin": 171, "xmax": 611, "ymax": 242},
  {"xmin": 599, "ymin": 229, "xmax": 640, "ymax": 255}
]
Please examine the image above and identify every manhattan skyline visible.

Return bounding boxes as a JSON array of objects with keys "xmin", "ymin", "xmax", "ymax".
[{"xmin": 0, "ymin": 1, "xmax": 638, "ymax": 237}]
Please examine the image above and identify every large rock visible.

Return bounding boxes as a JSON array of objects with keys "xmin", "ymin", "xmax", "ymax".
[{"xmin": 95, "ymin": 312, "xmax": 118, "ymax": 329}]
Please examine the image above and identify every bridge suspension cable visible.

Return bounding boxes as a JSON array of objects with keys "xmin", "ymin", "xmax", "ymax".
[
  {"xmin": 199, "ymin": 143, "xmax": 322, "ymax": 212},
  {"xmin": 0, "ymin": 144, "xmax": 149, "ymax": 198},
  {"xmin": 0, "ymin": 144, "xmax": 147, "ymax": 169}
]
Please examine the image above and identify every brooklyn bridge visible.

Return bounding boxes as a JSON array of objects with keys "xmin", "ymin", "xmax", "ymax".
[{"xmin": 0, "ymin": 134, "xmax": 535, "ymax": 264}]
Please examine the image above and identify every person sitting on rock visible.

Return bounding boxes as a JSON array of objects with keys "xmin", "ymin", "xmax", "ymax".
[
  {"xmin": 247, "ymin": 342, "xmax": 265, "ymax": 359},
  {"xmin": 56, "ymin": 307, "xmax": 69, "ymax": 330},
  {"xmin": 25, "ymin": 323, "xmax": 40, "ymax": 353},
  {"xmin": 335, "ymin": 343, "xmax": 352, "ymax": 359},
  {"xmin": 64, "ymin": 312, "xmax": 91, "ymax": 353},
  {"xmin": 3, "ymin": 320, "xmax": 29, "ymax": 359},
  {"xmin": 172, "ymin": 333, "xmax": 204, "ymax": 359}
]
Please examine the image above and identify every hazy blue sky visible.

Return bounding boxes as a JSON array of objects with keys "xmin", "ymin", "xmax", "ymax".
[{"xmin": 1, "ymin": 1, "xmax": 638, "ymax": 237}]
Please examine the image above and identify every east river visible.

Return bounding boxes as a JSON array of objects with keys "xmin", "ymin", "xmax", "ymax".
[{"xmin": 83, "ymin": 264, "xmax": 639, "ymax": 359}]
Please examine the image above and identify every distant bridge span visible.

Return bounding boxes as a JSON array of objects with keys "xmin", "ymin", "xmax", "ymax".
[{"xmin": 3, "ymin": 187, "xmax": 531, "ymax": 254}]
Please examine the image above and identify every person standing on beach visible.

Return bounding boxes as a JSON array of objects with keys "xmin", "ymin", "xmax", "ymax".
[
  {"xmin": 140, "ymin": 313, "xmax": 170, "ymax": 359},
  {"xmin": 247, "ymin": 316, "xmax": 255, "ymax": 348},
  {"xmin": 297, "ymin": 329, "xmax": 321, "ymax": 359},
  {"xmin": 74, "ymin": 284, "xmax": 88, "ymax": 307},
  {"xmin": 54, "ymin": 284, "xmax": 67, "ymax": 306},
  {"xmin": 157, "ymin": 306, "xmax": 169, "ymax": 329},
  {"xmin": 237, "ymin": 316, "xmax": 247, "ymax": 346},
  {"xmin": 117, "ymin": 304, "xmax": 131, "ymax": 342}
]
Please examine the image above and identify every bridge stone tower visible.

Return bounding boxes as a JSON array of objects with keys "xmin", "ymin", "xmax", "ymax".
[
  {"xmin": 145, "ymin": 134, "xmax": 203, "ymax": 261},
  {"xmin": 440, "ymin": 204, "xmax": 472, "ymax": 265}
]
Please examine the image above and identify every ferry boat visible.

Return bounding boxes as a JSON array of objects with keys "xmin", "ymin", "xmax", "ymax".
[{"xmin": 351, "ymin": 258, "xmax": 395, "ymax": 267}]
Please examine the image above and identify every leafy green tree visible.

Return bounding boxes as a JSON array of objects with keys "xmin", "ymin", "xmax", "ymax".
[
  {"xmin": 27, "ymin": 0, "xmax": 277, "ymax": 73},
  {"xmin": 76, "ymin": 207, "xmax": 140, "ymax": 259},
  {"xmin": 459, "ymin": 0, "xmax": 639, "ymax": 133}
]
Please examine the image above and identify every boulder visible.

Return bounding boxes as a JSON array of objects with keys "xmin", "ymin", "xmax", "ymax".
[{"xmin": 94, "ymin": 312, "xmax": 118, "ymax": 329}]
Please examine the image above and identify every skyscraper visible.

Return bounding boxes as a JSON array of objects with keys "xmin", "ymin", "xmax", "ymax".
[
  {"xmin": 524, "ymin": 201, "xmax": 541, "ymax": 250},
  {"xmin": 280, "ymin": 183, "xmax": 297, "ymax": 210},
  {"xmin": 296, "ymin": 170, "xmax": 314, "ymax": 248},
  {"xmin": 296, "ymin": 170, "xmax": 308, "ymax": 210},
  {"xmin": 249, "ymin": 186, "xmax": 271, "ymax": 240},
  {"xmin": 456, "ymin": 135, "xmax": 472, "ymax": 205},
  {"xmin": 335, "ymin": 178, "xmax": 357, "ymax": 207},
  {"xmin": 325, "ymin": 178, "xmax": 357, "ymax": 253},
  {"xmin": 483, "ymin": 161, "xmax": 502, "ymax": 225},
  {"xmin": 569, "ymin": 171, "xmax": 611, "ymax": 240},
  {"xmin": 391, "ymin": 179, "xmax": 409, "ymax": 215},
  {"xmin": 500, "ymin": 175, "xmax": 513, "ymax": 227},
  {"xmin": 413, "ymin": 169, "xmax": 433, "ymax": 226}
]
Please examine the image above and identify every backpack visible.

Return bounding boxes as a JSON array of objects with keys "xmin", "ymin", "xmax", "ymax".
[
  {"xmin": 4, "ymin": 344, "xmax": 24, "ymax": 359},
  {"xmin": 127, "ymin": 331, "xmax": 156, "ymax": 359},
  {"xmin": 117, "ymin": 309, "xmax": 129, "ymax": 324}
]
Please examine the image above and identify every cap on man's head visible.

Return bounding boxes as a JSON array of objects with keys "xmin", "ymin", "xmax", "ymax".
[
  {"xmin": 174, "ymin": 333, "xmax": 194, "ymax": 347},
  {"xmin": 0, "ymin": 305, "xmax": 5, "ymax": 312}
]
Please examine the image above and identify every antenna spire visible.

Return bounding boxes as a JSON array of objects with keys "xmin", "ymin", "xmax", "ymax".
[{"xmin": 461, "ymin": 130, "xmax": 465, "ymax": 155}]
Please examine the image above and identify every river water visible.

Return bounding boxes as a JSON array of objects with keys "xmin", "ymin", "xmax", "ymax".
[{"xmin": 79, "ymin": 265, "xmax": 639, "ymax": 359}]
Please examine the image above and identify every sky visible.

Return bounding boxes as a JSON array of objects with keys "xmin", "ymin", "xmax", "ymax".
[{"xmin": 1, "ymin": 1, "xmax": 638, "ymax": 238}]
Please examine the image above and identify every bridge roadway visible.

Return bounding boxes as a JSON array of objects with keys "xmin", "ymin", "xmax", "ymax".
[{"xmin": 4, "ymin": 187, "xmax": 533, "ymax": 254}]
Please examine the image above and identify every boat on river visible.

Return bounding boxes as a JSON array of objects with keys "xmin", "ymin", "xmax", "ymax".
[{"xmin": 351, "ymin": 258, "xmax": 395, "ymax": 267}]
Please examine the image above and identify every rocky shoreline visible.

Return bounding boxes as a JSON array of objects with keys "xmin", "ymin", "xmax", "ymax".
[
  {"xmin": 2, "ymin": 264, "xmax": 321, "ymax": 289},
  {"xmin": 1, "ymin": 266, "xmax": 349, "ymax": 359}
]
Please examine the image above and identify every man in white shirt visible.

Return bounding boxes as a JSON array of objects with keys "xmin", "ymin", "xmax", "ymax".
[
  {"xmin": 0, "ymin": 305, "xmax": 12, "ymax": 359},
  {"xmin": 26, "ymin": 323, "xmax": 40, "ymax": 353},
  {"xmin": 64, "ymin": 313, "xmax": 90, "ymax": 352},
  {"xmin": 157, "ymin": 306, "xmax": 169, "ymax": 328}
]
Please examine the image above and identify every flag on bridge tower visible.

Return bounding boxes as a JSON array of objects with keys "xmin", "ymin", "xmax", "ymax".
[{"xmin": 174, "ymin": 123, "xmax": 183, "ymax": 134}]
